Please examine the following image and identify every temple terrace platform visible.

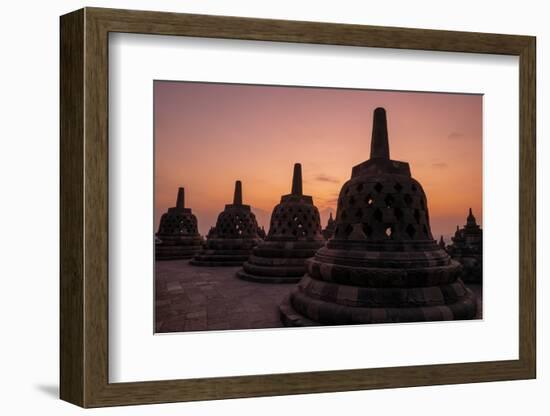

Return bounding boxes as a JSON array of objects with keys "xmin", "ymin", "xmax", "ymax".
[{"xmin": 155, "ymin": 259, "xmax": 482, "ymax": 333}]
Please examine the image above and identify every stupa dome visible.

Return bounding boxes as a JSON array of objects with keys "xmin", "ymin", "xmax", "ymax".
[
  {"xmin": 191, "ymin": 181, "xmax": 261, "ymax": 266},
  {"xmin": 155, "ymin": 187, "xmax": 203, "ymax": 260}
]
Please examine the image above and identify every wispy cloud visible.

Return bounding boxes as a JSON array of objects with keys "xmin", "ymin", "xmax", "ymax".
[
  {"xmin": 314, "ymin": 174, "xmax": 340, "ymax": 184},
  {"xmin": 432, "ymin": 162, "xmax": 448, "ymax": 169},
  {"xmin": 314, "ymin": 191, "xmax": 340, "ymax": 210},
  {"xmin": 448, "ymin": 131, "xmax": 464, "ymax": 140}
]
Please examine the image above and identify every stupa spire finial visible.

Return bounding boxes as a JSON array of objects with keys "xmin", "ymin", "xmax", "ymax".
[
  {"xmin": 291, "ymin": 163, "xmax": 303, "ymax": 196},
  {"xmin": 233, "ymin": 180, "xmax": 243, "ymax": 205},
  {"xmin": 176, "ymin": 187, "xmax": 185, "ymax": 209},
  {"xmin": 370, "ymin": 107, "xmax": 390, "ymax": 160},
  {"xmin": 467, "ymin": 207, "xmax": 477, "ymax": 226}
]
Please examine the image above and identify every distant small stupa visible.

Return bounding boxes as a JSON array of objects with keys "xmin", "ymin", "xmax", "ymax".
[
  {"xmin": 155, "ymin": 187, "xmax": 203, "ymax": 260},
  {"xmin": 447, "ymin": 208, "xmax": 483, "ymax": 283},
  {"xmin": 237, "ymin": 163, "xmax": 325, "ymax": 283},
  {"xmin": 280, "ymin": 107, "xmax": 477, "ymax": 326},
  {"xmin": 322, "ymin": 212, "xmax": 336, "ymax": 240},
  {"xmin": 257, "ymin": 226, "xmax": 267, "ymax": 240},
  {"xmin": 191, "ymin": 180, "xmax": 261, "ymax": 266}
]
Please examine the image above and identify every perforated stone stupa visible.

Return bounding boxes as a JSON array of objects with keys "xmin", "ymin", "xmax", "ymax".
[
  {"xmin": 191, "ymin": 181, "xmax": 261, "ymax": 266},
  {"xmin": 447, "ymin": 208, "xmax": 483, "ymax": 283},
  {"xmin": 237, "ymin": 164, "xmax": 325, "ymax": 283},
  {"xmin": 155, "ymin": 187, "xmax": 203, "ymax": 260},
  {"xmin": 280, "ymin": 107, "xmax": 477, "ymax": 326}
]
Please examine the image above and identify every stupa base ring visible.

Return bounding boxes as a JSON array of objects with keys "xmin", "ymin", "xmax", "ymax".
[
  {"xmin": 190, "ymin": 254, "xmax": 251, "ymax": 267},
  {"xmin": 190, "ymin": 261, "xmax": 247, "ymax": 267},
  {"xmin": 279, "ymin": 288, "xmax": 477, "ymax": 326},
  {"xmin": 305, "ymin": 255, "xmax": 464, "ymax": 288},
  {"xmin": 155, "ymin": 245, "xmax": 202, "ymax": 260},
  {"xmin": 235, "ymin": 239, "xmax": 325, "ymax": 284},
  {"xmin": 191, "ymin": 237, "xmax": 260, "ymax": 267},
  {"xmin": 236, "ymin": 270, "xmax": 302, "ymax": 284},
  {"xmin": 279, "ymin": 297, "xmax": 321, "ymax": 326}
]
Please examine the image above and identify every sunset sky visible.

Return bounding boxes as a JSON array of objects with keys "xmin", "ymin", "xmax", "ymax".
[{"xmin": 154, "ymin": 81, "xmax": 482, "ymax": 242}]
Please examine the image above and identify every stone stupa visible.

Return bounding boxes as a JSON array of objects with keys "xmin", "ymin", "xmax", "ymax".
[
  {"xmin": 237, "ymin": 163, "xmax": 325, "ymax": 283},
  {"xmin": 191, "ymin": 180, "xmax": 261, "ymax": 266},
  {"xmin": 155, "ymin": 187, "xmax": 203, "ymax": 260},
  {"xmin": 280, "ymin": 107, "xmax": 477, "ymax": 326},
  {"xmin": 322, "ymin": 212, "xmax": 336, "ymax": 240},
  {"xmin": 447, "ymin": 208, "xmax": 483, "ymax": 283},
  {"xmin": 257, "ymin": 226, "xmax": 267, "ymax": 240}
]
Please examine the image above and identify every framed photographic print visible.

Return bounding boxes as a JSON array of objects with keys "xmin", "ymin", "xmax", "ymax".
[{"xmin": 60, "ymin": 7, "xmax": 536, "ymax": 408}]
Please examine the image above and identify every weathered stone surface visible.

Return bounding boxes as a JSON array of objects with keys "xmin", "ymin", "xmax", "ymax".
[
  {"xmin": 155, "ymin": 187, "xmax": 203, "ymax": 260},
  {"xmin": 155, "ymin": 260, "xmax": 292, "ymax": 332},
  {"xmin": 280, "ymin": 107, "xmax": 477, "ymax": 326},
  {"xmin": 191, "ymin": 180, "xmax": 261, "ymax": 266},
  {"xmin": 447, "ymin": 208, "xmax": 483, "ymax": 283},
  {"xmin": 237, "ymin": 164, "xmax": 325, "ymax": 283}
]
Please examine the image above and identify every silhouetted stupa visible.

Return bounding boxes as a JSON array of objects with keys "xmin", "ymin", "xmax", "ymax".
[
  {"xmin": 280, "ymin": 107, "xmax": 477, "ymax": 326},
  {"xmin": 191, "ymin": 181, "xmax": 261, "ymax": 266},
  {"xmin": 155, "ymin": 187, "xmax": 203, "ymax": 260},
  {"xmin": 447, "ymin": 208, "xmax": 483, "ymax": 283},
  {"xmin": 237, "ymin": 164, "xmax": 325, "ymax": 283},
  {"xmin": 257, "ymin": 226, "xmax": 267, "ymax": 240},
  {"xmin": 322, "ymin": 212, "xmax": 336, "ymax": 240}
]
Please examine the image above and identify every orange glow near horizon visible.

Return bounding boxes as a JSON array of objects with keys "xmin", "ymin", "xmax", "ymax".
[{"xmin": 155, "ymin": 81, "xmax": 482, "ymax": 242}]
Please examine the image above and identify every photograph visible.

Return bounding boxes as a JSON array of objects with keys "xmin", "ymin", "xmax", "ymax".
[{"xmin": 153, "ymin": 81, "xmax": 483, "ymax": 333}]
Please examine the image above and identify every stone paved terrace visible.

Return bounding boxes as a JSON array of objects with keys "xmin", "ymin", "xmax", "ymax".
[
  {"xmin": 155, "ymin": 259, "xmax": 483, "ymax": 333},
  {"xmin": 155, "ymin": 260, "xmax": 292, "ymax": 333}
]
